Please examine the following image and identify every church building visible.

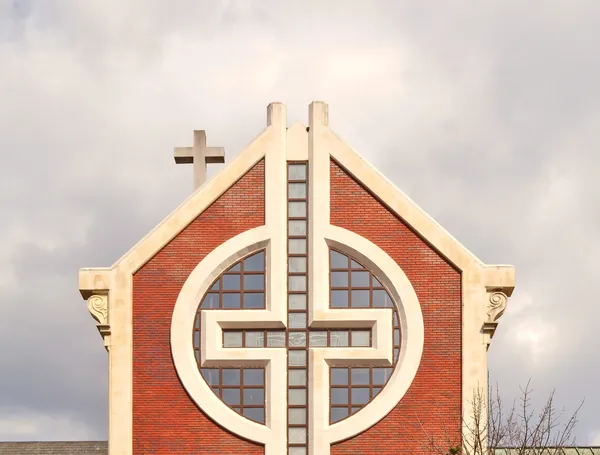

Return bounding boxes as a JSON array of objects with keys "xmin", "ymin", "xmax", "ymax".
[{"xmin": 78, "ymin": 101, "xmax": 516, "ymax": 455}]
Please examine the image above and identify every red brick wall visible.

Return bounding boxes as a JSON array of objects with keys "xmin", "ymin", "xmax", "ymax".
[
  {"xmin": 330, "ymin": 159, "xmax": 462, "ymax": 455},
  {"xmin": 132, "ymin": 160, "xmax": 265, "ymax": 455},
  {"xmin": 131, "ymin": 156, "xmax": 460, "ymax": 454}
]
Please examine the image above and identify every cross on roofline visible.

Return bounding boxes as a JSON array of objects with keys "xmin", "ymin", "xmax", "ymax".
[{"xmin": 174, "ymin": 130, "xmax": 225, "ymax": 190}]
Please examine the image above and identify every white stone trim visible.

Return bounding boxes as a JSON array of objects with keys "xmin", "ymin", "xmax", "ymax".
[
  {"xmin": 307, "ymin": 101, "xmax": 331, "ymax": 332},
  {"xmin": 172, "ymin": 103, "xmax": 289, "ymax": 455},
  {"xmin": 87, "ymin": 294, "xmax": 111, "ymax": 350},
  {"xmin": 286, "ymin": 122, "xmax": 309, "ymax": 160},
  {"xmin": 320, "ymin": 226, "xmax": 424, "ymax": 449},
  {"xmin": 265, "ymin": 102, "xmax": 288, "ymax": 340},
  {"xmin": 175, "ymin": 102, "xmax": 424, "ymax": 454},
  {"xmin": 328, "ymin": 134, "xmax": 481, "ymax": 271},
  {"xmin": 173, "ymin": 220, "xmax": 424, "ymax": 455},
  {"xmin": 310, "ymin": 102, "xmax": 515, "ymax": 449},
  {"xmin": 114, "ymin": 122, "xmax": 274, "ymax": 276},
  {"xmin": 79, "ymin": 101, "xmax": 516, "ymax": 454},
  {"xmin": 79, "ymin": 104, "xmax": 286, "ymax": 455},
  {"xmin": 171, "ymin": 227, "xmax": 287, "ymax": 453},
  {"xmin": 307, "ymin": 103, "xmax": 424, "ymax": 453},
  {"xmin": 87, "ymin": 294, "xmax": 108, "ymax": 325}
]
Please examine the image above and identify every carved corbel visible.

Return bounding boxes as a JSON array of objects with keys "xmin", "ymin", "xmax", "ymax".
[
  {"xmin": 87, "ymin": 293, "xmax": 111, "ymax": 351},
  {"xmin": 482, "ymin": 290, "xmax": 508, "ymax": 349}
]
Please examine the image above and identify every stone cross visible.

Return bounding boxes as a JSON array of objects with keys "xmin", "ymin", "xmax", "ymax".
[
  {"xmin": 199, "ymin": 295, "xmax": 394, "ymax": 455},
  {"xmin": 174, "ymin": 130, "xmax": 225, "ymax": 190}
]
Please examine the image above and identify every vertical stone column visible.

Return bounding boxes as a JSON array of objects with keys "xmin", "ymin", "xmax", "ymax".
[{"xmin": 307, "ymin": 101, "xmax": 330, "ymax": 455}]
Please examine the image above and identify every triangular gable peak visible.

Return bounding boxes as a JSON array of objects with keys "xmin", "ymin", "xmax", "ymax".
[
  {"xmin": 79, "ymin": 101, "xmax": 514, "ymax": 455},
  {"xmin": 80, "ymin": 99, "xmax": 514, "ymax": 355},
  {"xmin": 80, "ymin": 103, "xmax": 513, "ymax": 286}
]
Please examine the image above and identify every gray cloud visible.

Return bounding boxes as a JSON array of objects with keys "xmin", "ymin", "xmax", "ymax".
[{"xmin": 0, "ymin": 0, "xmax": 598, "ymax": 444}]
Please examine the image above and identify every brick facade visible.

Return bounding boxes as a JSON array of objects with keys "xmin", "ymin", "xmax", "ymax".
[
  {"xmin": 132, "ymin": 160, "xmax": 265, "ymax": 455},
  {"xmin": 330, "ymin": 159, "xmax": 462, "ymax": 455},
  {"xmin": 129, "ymin": 156, "xmax": 462, "ymax": 455}
]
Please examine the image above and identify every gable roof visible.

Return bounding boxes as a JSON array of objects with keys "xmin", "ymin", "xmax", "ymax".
[
  {"xmin": 79, "ymin": 102, "xmax": 514, "ymax": 298},
  {"xmin": 0, "ymin": 441, "xmax": 108, "ymax": 455}
]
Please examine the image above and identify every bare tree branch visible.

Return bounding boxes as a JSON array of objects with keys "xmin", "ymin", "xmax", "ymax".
[{"xmin": 408, "ymin": 379, "xmax": 583, "ymax": 455}]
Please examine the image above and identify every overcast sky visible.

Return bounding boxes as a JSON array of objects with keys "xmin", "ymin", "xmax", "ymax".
[{"xmin": 0, "ymin": 0, "xmax": 598, "ymax": 445}]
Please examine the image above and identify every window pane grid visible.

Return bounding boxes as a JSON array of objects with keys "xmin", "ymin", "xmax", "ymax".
[
  {"xmin": 199, "ymin": 250, "xmax": 266, "ymax": 310},
  {"xmin": 222, "ymin": 329, "xmax": 373, "ymax": 348},
  {"xmin": 193, "ymin": 250, "xmax": 267, "ymax": 425},
  {"xmin": 327, "ymin": 249, "xmax": 401, "ymax": 425},
  {"xmin": 287, "ymin": 162, "xmax": 309, "ymax": 454},
  {"xmin": 199, "ymin": 367, "xmax": 266, "ymax": 424},
  {"xmin": 329, "ymin": 250, "xmax": 395, "ymax": 310},
  {"xmin": 329, "ymin": 366, "xmax": 394, "ymax": 424},
  {"xmin": 194, "ymin": 170, "xmax": 402, "ymax": 441}
]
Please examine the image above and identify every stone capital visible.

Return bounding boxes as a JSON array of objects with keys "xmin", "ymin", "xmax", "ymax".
[
  {"xmin": 482, "ymin": 290, "xmax": 508, "ymax": 348},
  {"xmin": 87, "ymin": 293, "xmax": 111, "ymax": 351}
]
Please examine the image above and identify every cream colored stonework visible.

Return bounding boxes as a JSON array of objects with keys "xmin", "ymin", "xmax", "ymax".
[
  {"xmin": 80, "ymin": 101, "xmax": 514, "ymax": 455},
  {"xmin": 86, "ymin": 293, "xmax": 110, "ymax": 350},
  {"xmin": 172, "ymin": 230, "xmax": 287, "ymax": 452},
  {"xmin": 79, "ymin": 108, "xmax": 277, "ymax": 455}
]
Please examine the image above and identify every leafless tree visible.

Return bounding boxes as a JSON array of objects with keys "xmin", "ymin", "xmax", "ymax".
[{"xmin": 411, "ymin": 380, "xmax": 583, "ymax": 455}]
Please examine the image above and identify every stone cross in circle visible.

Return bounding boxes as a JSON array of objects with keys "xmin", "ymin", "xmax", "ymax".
[
  {"xmin": 202, "ymin": 284, "xmax": 394, "ymax": 454},
  {"xmin": 174, "ymin": 130, "xmax": 225, "ymax": 190}
]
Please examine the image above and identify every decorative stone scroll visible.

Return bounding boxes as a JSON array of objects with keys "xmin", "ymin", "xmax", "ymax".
[
  {"xmin": 482, "ymin": 290, "xmax": 508, "ymax": 348},
  {"xmin": 87, "ymin": 293, "xmax": 111, "ymax": 350}
]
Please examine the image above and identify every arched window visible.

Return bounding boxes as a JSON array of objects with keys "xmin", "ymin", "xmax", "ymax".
[
  {"xmin": 198, "ymin": 250, "xmax": 265, "ymax": 310},
  {"xmin": 328, "ymin": 249, "xmax": 401, "ymax": 423},
  {"xmin": 193, "ymin": 250, "xmax": 267, "ymax": 424},
  {"xmin": 191, "ymin": 248, "xmax": 402, "ymax": 427}
]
